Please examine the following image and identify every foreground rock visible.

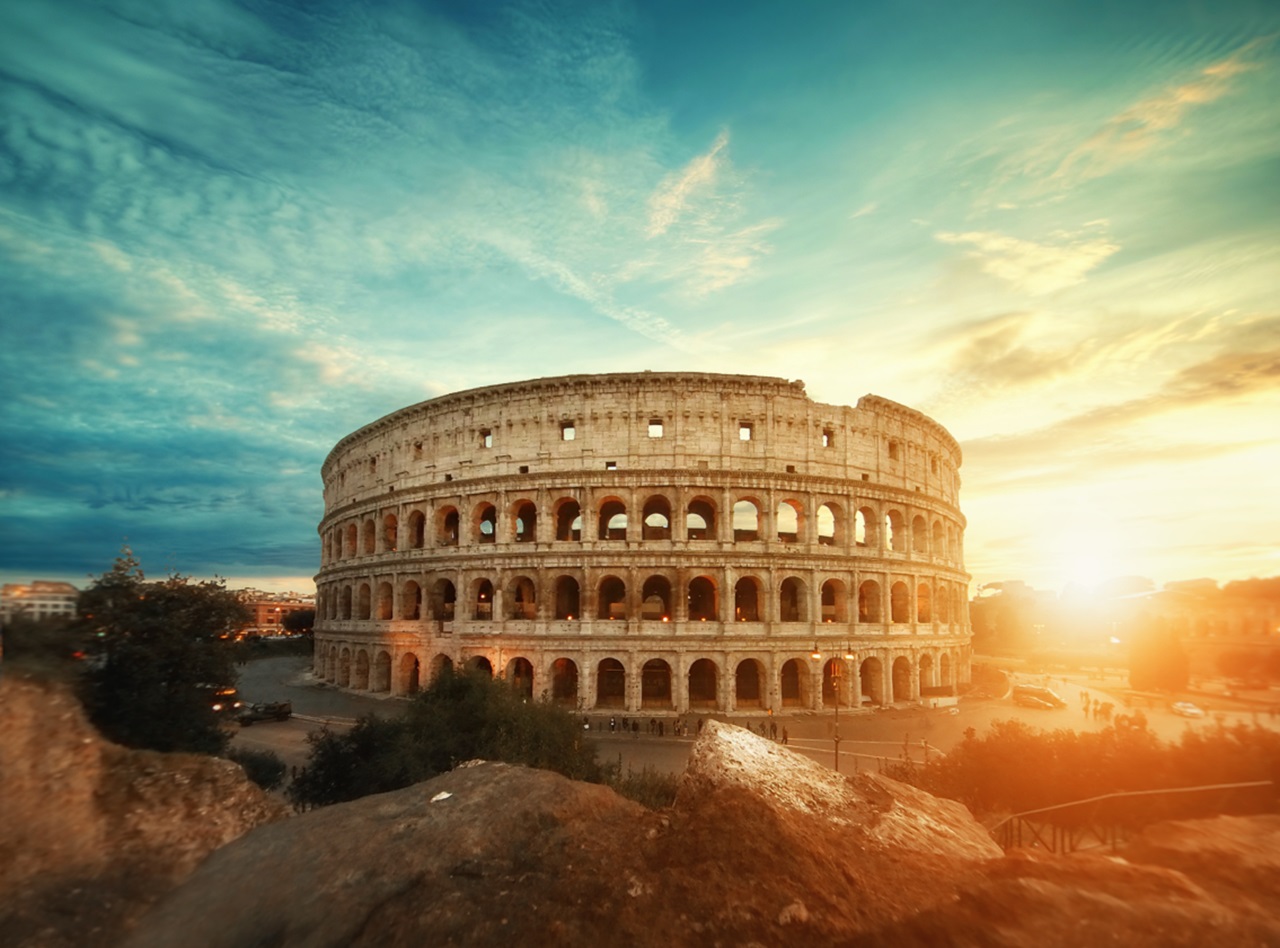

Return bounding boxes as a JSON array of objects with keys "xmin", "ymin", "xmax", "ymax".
[
  {"xmin": 0, "ymin": 674, "xmax": 288, "ymax": 948},
  {"xmin": 128, "ymin": 720, "xmax": 1001, "ymax": 947}
]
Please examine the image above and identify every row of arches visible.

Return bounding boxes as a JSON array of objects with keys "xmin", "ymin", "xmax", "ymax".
[
  {"xmin": 315, "ymin": 644, "xmax": 964, "ymax": 711},
  {"xmin": 318, "ymin": 573, "xmax": 966, "ymax": 627},
  {"xmin": 322, "ymin": 495, "xmax": 961, "ymax": 564}
]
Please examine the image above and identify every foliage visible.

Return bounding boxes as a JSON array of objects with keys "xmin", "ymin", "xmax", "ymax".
[
  {"xmin": 237, "ymin": 634, "xmax": 314, "ymax": 662},
  {"xmin": 288, "ymin": 667, "xmax": 603, "ymax": 809},
  {"xmin": 281, "ymin": 609, "xmax": 315, "ymax": 634},
  {"xmin": 1128, "ymin": 627, "xmax": 1189, "ymax": 691},
  {"xmin": 227, "ymin": 747, "xmax": 287, "ymax": 791},
  {"xmin": 887, "ymin": 718, "xmax": 1280, "ymax": 820},
  {"xmin": 601, "ymin": 759, "xmax": 681, "ymax": 810},
  {"xmin": 74, "ymin": 549, "xmax": 248, "ymax": 756},
  {"xmin": 0, "ymin": 614, "xmax": 88, "ymax": 681}
]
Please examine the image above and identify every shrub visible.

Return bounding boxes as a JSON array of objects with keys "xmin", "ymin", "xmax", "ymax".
[{"xmin": 227, "ymin": 747, "xmax": 287, "ymax": 791}]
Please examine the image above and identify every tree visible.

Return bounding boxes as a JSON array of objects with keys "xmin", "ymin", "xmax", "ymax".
[
  {"xmin": 282, "ymin": 608, "xmax": 315, "ymax": 634},
  {"xmin": 75, "ymin": 549, "xmax": 249, "ymax": 755},
  {"xmin": 1128, "ymin": 627, "xmax": 1190, "ymax": 692}
]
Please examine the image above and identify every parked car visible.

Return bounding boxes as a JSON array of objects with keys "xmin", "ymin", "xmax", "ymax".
[
  {"xmin": 1171, "ymin": 701, "xmax": 1206, "ymax": 719},
  {"xmin": 200, "ymin": 685, "xmax": 243, "ymax": 713},
  {"xmin": 237, "ymin": 701, "xmax": 293, "ymax": 725},
  {"xmin": 1012, "ymin": 684, "xmax": 1067, "ymax": 709},
  {"xmin": 1014, "ymin": 693, "xmax": 1058, "ymax": 710}
]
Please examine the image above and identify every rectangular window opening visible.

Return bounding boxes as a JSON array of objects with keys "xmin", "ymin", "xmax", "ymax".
[
  {"xmin": 648, "ymin": 418, "xmax": 664, "ymax": 438},
  {"xmin": 480, "ymin": 429, "xmax": 492, "ymax": 449},
  {"xmin": 444, "ymin": 473, "xmax": 453, "ymax": 482},
  {"xmin": 561, "ymin": 421, "xmax": 576, "ymax": 441},
  {"xmin": 888, "ymin": 440, "xmax": 900, "ymax": 461},
  {"xmin": 604, "ymin": 461, "xmax": 617, "ymax": 471},
  {"xmin": 518, "ymin": 465, "xmax": 529, "ymax": 474},
  {"xmin": 785, "ymin": 464, "xmax": 796, "ymax": 473},
  {"xmin": 739, "ymin": 422, "xmax": 753, "ymax": 441},
  {"xmin": 822, "ymin": 428, "xmax": 834, "ymax": 448}
]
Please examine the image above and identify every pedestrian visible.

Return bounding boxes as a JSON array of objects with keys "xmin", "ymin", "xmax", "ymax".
[
  {"xmin": 610, "ymin": 716, "xmax": 616, "ymax": 733},
  {"xmin": 658, "ymin": 720, "xmax": 665, "ymax": 737},
  {"xmin": 697, "ymin": 718, "xmax": 704, "ymax": 735},
  {"xmin": 770, "ymin": 721, "xmax": 777, "ymax": 740},
  {"xmin": 782, "ymin": 727, "xmax": 789, "ymax": 745}
]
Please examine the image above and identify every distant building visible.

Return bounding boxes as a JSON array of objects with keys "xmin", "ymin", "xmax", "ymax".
[
  {"xmin": 1, "ymin": 581, "xmax": 80, "ymax": 626},
  {"xmin": 232, "ymin": 589, "xmax": 315, "ymax": 637}
]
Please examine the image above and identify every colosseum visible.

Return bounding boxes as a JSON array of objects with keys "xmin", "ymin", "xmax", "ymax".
[{"xmin": 313, "ymin": 372, "xmax": 971, "ymax": 715}]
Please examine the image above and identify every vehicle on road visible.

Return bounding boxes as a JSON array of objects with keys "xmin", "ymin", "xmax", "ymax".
[
  {"xmin": 1011, "ymin": 683, "xmax": 1067, "ymax": 709},
  {"xmin": 1171, "ymin": 701, "xmax": 1206, "ymax": 719},
  {"xmin": 238, "ymin": 701, "xmax": 293, "ymax": 725},
  {"xmin": 201, "ymin": 685, "xmax": 243, "ymax": 713}
]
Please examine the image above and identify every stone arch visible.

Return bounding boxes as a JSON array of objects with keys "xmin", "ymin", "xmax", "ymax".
[
  {"xmin": 357, "ymin": 583, "xmax": 371, "ymax": 620},
  {"xmin": 437, "ymin": 506, "xmax": 459, "ymax": 546},
  {"xmin": 507, "ymin": 657, "xmax": 534, "ymax": 699},
  {"xmin": 779, "ymin": 576, "xmax": 807, "ymax": 622},
  {"xmin": 597, "ymin": 575, "xmax": 627, "ymax": 620},
  {"xmin": 598, "ymin": 498, "xmax": 628, "ymax": 541},
  {"xmin": 734, "ymin": 659, "xmax": 765, "ymax": 709},
  {"xmin": 326, "ymin": 645, "xmax": 337, "ymax": 681},
  {"xmin": 940, "ymin": 652, "xmax": 953, "ymax": 690},
  {"xmin": 734, "ymin": 576, "xmax": 762, "ymax": 622},
  {"xmin": 687, "ymin": 575, "xmax": 718, "ymax": 621},
  {"xmin": 382, "ymin": 513, "xmax": 398, "ymax": 552},
  {"xmin": 688, "ymin": 658, "xmax": 718, "ymax": 709},
  {"xmin": 362, "ymin": 519, "xmax": 376, "ymax": 555},
  {"xmin": 890, "ymin": 581, "xmax": 910, "ymax": 623},
  {"xmin": 554, "ymin": 575, "xmax": 580, "ymax": 620},
  {"xmin": 860, "ymin": 657, "xmax": 884, "ymax": 705},
  {"xmin": 467, "ymin": 655, "xmax": 493, "ymax": 676},
  {"xmin": 341, "ymin": 585, "xmax": 353, "ymax": 620},
  {"xmin": 776, "ymin": 499, "xmax": 803, "ymax": 543},
  {"xmin": 779, "ymin": 658, "xmax": 812, "ymax": 708},
  {"xmin": 338, "ymin": 647, "xmax": 351, "ymax": 687},
  {"xmin": 732, "ymin": 498, "xmax": 761, "ymax": 542},
  {"xmin": 917, "ymin": 582, "xmax": 932, "ymax": 623},
  {"xmin": 401, "ymin": 580, "xmax": 422, "ymax": 620},
  {"xmin": 554, "ymin": 498, "xmax": 582, "ymax": 541},
  {"xmin": 817, "ymin": 502, "xmax": 840, "ymax": 547},
  {"xmin": 821, "ymin": 658, "xmax": 849, "ymax": 708},
  {"xmin": 407, "ymin": 510, "xmax": 426, "ymax": 549},
  {"xmin": 472, "ymin": 578, "xmax": 495, "ymax": 620},
  {"xmin": 507, "ymin": 575, "xmax": 536, "ymax": 620},
  {"xmin": 886, "ymin": 510, "xmax": 906, "ymax": 552},
  {"xmin": 372, "ymin": 651, "xmax": 391, "ymax": 692},
  {"xmin": 686, "ymin": 496, "xmax": 717, "ymax": 540},
  {"xmin": 345, "ymin": 523, "xmax": 357, "ymax": 558},
  {"xmin": 641, "ymin": 494, "xmax": 672, "ymax": 540},
  {"xmin": 512, "ymin": 500, "xmax": 537, "ymax": 543},
  {"xmin": 641, "ymin": 659, "xmax": 672, "ymax": 709},
  {"xmin": 918, "ymin": 653, "xmax": 935, "ymax": 693},
  {"xmin": 892, "ymin": 656, "xmax": 912, "ymax": 701},
  {"xmin": 596, "ymin": 658, "xmax": 625, "ymax": 708},
  {"xmin": 376, "ymin": 581, "xmax": 393, "ymax": 620},
  {"xmin": 912, "ymin": 515, "xmax": 928, "ymax": 554},
  {"xmin": 399, "ymin": 652, "xmax": 420, "ymax": 694},
  {"xmin": 428, "ymin": 653, "xmax": 452, "ymax": 686},
  {"xmin": 933, "ymin": 520, "xmax": 946, "ymax": 559},
  {"xmin": 430, "ymin": 579, "xmax": 456, "ymax": 620},
  {"xmin": 938, "ymin": 586, "xmax": 951, "ymax": 623},
  {"xmin": 821, "ymin": 579, "xmax": 848, "ymax": 623},
  {"xmin": 641, "ymin": 575, "xmax": 672, "ymax": 621},
  {"xmin": 550, "ymin": 658, "xmax": 579, "ymax": 706},
  {"xmin": 474, "ymin": 502, "xmax": 497, "ymax": 544},
  {"xmin": 354, "ymin": 650, "xmax": 370, "ymax": 690},
  {"xmin": 856, "ymin": 507, "xmax": 878, "ymax": 548}
]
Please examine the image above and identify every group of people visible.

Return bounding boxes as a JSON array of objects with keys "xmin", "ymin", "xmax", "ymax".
[{"xmin": 583, "ymin": 714, "xmax": 789, "ymax": 745}]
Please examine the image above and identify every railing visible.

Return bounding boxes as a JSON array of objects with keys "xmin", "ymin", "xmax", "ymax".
[{"xmin": 990, "ymin": 781, "xmax": 1275, "ymax": 853}]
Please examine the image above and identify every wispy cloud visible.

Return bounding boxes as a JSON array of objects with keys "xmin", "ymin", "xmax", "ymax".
[
  {"xmin": 935, "ymin": 224, "xmax": 1119, "ymax": 295},
  {"xmin": 646, "ymin": 130, "xmax": 729, "ymax": 238}
]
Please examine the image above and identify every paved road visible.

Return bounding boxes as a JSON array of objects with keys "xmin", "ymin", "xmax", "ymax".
[{"xmin": 231, "ymin": 657, "xmax": 1280, "ymax": 776}]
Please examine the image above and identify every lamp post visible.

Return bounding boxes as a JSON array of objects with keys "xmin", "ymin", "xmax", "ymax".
[{"xmin": 812, "ymin": 642, "xmax": 855, "ymax": 773}]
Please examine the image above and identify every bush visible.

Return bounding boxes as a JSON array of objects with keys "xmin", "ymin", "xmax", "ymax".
[
  {"xmin": 602, "ymin": 760, "xmax": 681, "ymax": 810},
  {"xmin": 227, "ymin": 747, "xmax": 287, "ymax": 791}
]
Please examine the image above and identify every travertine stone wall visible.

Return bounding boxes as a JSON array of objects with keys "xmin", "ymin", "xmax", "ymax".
[{"xmin": 314, "ymin": 372, "xmax": 971, "ymax": 714}]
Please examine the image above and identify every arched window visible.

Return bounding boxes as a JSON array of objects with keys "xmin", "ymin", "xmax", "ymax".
[
  {"xmin": 555, "ymin": 499, "xmax": 582, "ymax": 541},
  {"xmin": 856, "ymin": 507, "xmax": 877, "ymax": 548},
  {"xmin": 598, "ymin": 499, "xmax": 627, "ymax": 540},
  {"xmin": 917, "ymin": 582, "xmax": 932, "ymax": 623},
  {"xmin": 817, "ymin": 503, "xmax": 837, "ymax": 546},
  {"xmin": 551, "ymin": 658, "xmax": 579, "ymax": 705},
  {"xmin": 357, "ymin": 583, "xmax": 371, "ymax": 620},
  {"xmin": 476, "ymin": 504, "xmax": 497, "ymax": 544},
  {"xmin": 687, "ymin": 576, "xmax": 718, "ymax": 621},
  {"xmin": 734, "ymin": 577, "xmax": 761, "ymax": 621},
  {"xmin": 891, "ymin": 581, "xmax": 910, "ymax": 623},
  {"xmin": 688, "ymin": 659, "xmax": 718, "ymax": 708},
  {"xmin": 554, "ymin": 576, "xmax": 580, "ymax": 620},
  {"xmin": 431, "ymin": 579, "xmax": 456, "ymax": 620},
  {"xmin": 513, "ymin": 501, "xmax": 537, "ymax": 543},
  {"xmin": 858, "ymin": 580, "xmax": 881, "ymax": 622},
  {"xmin": 345, "ymin": 523, "xmax": 358, "ymax": 558},
  {"xmin": 641, "ymin": 495, "xmax": 672, "ymax": 540},
  {"xmin": 401, "ymin": 580, "xmax": 422, "ymax": 620},
  {"xmin": 341, "ymin": 585, "xmax": 353, "ymax": 620},
  {"xmin": 641, "ymin": 575, "xmax": 672, "ymax": 621},
  {"xmin": 597, "ymin": 576, "xmax": 627, "ymax": 620},
  {"xmin": 734, "ymin": 660, "xmax": 765, "ymax": 709},
  {"xmin": 382, "ymin": 514, "xmax": 398, "ymax": 552},
  {"xmin": 779, "ymin": 577, "xmax": 806, "ymax": 622},
  {"xmin": 776, "ymin": 500, "xmax": 802, "ymax": 543},
  {"xmin": 408, "ymin": 511, "xmax": 426, "ymax": 549},
  {"xmin": 362, "ymin": 520, "xmax": 375, "ymax": 555},
  {"xmin": 933, "ymin": 521, "xmax": 946, "ymax": 560},
  {"xmin": 912, "ymin": 515, "xmax": 928, "ymax": 554},
  {"xmin": 508, "ymin": 576, "xmax": 536, "ymax": 620},
  {"xmin": 886, "ymin": 510, "xmax": 906, "ymax": 552},
  {"xmin": 938, "ymin": 586, "xmax": 950, "ymax": 623},
  {"xmin": 821, "ymin": 579, "xmax": 847, "ymax": 623},
  {"xmin": 473, "ymin": 579, "xmax": 494, "ymax": 620},
  {"xmin": 860, "ymin": 657, "xmax": 884, "ymax": 705},
  {"xmin": 376, "ymin": 581, "xmax": 393, "ymax": 620},
  {"xmin": 641, "ymin": 659, "xmax": 672, "ymax": 709},
  {"xmin": 596, "ymin": 658, "xmax": 625, "ymax": 707},
  {"xmin": 438, "ymin": 508, "xmax": 459, "ymax": 546},
  {"xmin": 686, "ymin": 497, "xmax": 717, "ymax": 540},
  {"xmin": 732, "ymin": 499, "xmax": 760, "ymax": 542}
]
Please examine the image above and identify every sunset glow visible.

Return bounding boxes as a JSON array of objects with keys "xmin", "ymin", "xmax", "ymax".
[{"xmin": 1, "ymin": 1, "xmax": 1276, "ymax": 594}]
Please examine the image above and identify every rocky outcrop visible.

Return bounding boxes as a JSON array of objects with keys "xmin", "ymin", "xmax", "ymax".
[{"xmin": 0, "ymin": 674, "xmax": 288, "ymax": 948}]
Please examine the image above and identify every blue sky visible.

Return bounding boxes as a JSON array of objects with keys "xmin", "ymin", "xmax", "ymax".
[{"xmin": 2, "ymin": 0, "xmax": 1277, "ymax": 595}]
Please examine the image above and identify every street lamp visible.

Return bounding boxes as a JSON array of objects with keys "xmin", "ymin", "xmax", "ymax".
[{"xmin": 812, "ymin": 642, "xmax": 856, "ymax": 773}]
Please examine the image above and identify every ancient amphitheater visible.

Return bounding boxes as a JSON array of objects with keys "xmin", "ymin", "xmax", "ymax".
[{"xmin": 313, "ymin": 373, "xmax": 971, "ymax": 714}]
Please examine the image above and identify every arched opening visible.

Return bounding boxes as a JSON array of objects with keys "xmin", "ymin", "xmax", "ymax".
[
  {"xmin": 354, "ymin": 650, "xmax": 370, "ymax": 690},
  {"xmin": 917, "ymin": 583, "xmax": 932, "ymax": 623},
  {"xmin": 938, "ymin": 587, "xmax": 951, "ymax": 623},
  {"xmin": 376, "ymin": 582, "xmax": 393, "ymax": 620},
  {"xmin": 555, "ymin": 499, "xmax": 582, "ymax": 541},
  {"xmin": 918, "ymin": 653, "xmax": 934, "ymax": 693},
  {"xmin": 817, "ymin": 503, "xmax": 837, "ymax": 546},
  {"xmin": 779, "ymin": 577, "xmax": 806, "ymax": 622},
  {"xmin": 856, "ymin": 507, "xmax": 877, "ymax": 548},
  {"xmin": 468, "ymin": 656, "xmax": 494, "ymax": 676},
  {"xmin": 431, "ymin": 579, "xmax": 456, "ymax": 620},
  {"xmin": 401, "ymin": 580, "xmax": 422, "ymax": 620},
  {"xmin": 513, "ymin": 501, "xmax": 537, "ymax": 543},
  {"xmin": 507, "ymin": 576, "xmax": 536, "ymax": 620},
  {"xmin": 776, "ymin": 500, "xmax": 802, "ymax": 543},
  {"xmin": 821, "ymin": 658, "xmax": 847, "ymax": 707},
  {"xmin": 734, "ymin": 659, "xmax": 764, "ymax": 709},
  {"xmin": 473, "ymin": 579, "xmax": 494, "ymax": 620},
  {"xmin": 345, "ymin": 523, "xmax": 357, "ymax": 558},
  {"xmin": 642, "ymin": 495, "xmax": 672, "ymax": 540},
  {"xmin": 338, "ymin": 647, "xmax": 351, "ymax": 687},
  {"xmin": 596, "ymin": 658, "xmax": 625, "ymax": 707},
  {"xmin": 732, "ymin": 499, "xmax": 760, "ymax": 542},
  {"xmin": 940, "ymin": 653, "xmax": 953, "ymax": 691},
  {"xmin": 408, "ymin": 511, "xmax": 426, "ymax": 549},
  {"xmin": 686, "ymin": 497, "xmax": 716, "ymax": 540},
  {"xmin": 688, "ymin": 659, "xmax": 718, "ymax": 709},
  {"xmin": 858, "ymin": 581, "xmax": 881, "ymax": 623},
  {"xmin": 860, "ymin": 657, "xmax": 883, "ymax": 705},
  {"xmin": 912, "ymin": 515, "xmax": 928, "ymax": 554},
  {"xmin": 933, "ymin": 521, "xmax": 946, "ymax": 559},
  {"xmin": 892, "ymin": 656, "xmax": 912, "ymax": 701},
  {"xmin": 551, "ymin": 658, "xmax": 579, "ymax": 705},
  {"xmin": 476, "ymin": 503, "xmax": 497, "ymax": 544},
  {"xmin": 362, "ymin": 520, "xmax": 375, "ymax": 555},
  {"xmin": 399, "ymin": 653, "xmax": 420, "ymax": 694},
  {"xmin": 326, "ymin": 645, "xmax": 337, "ymax": 680},
  {"xmin": 886, "ymin": 510, "xmax": 906, "ymax": 552},
  {"xmin": 641, "ymin": 659, "xmax": 672, "ymax": 709},
  {"xmin": 734, "ymin": 577, "xmax": 761, "ymax": 622},
  {"xmin": 428, "ymin": 653, "xmax": 452, "ymax": 686},
  {"xmin": 597, "ymin": 575, "xmax": 627, "ymax": 620},
  {"xmin": 357, "ymin": 584, "xmax": 371, "ymax": 620},
  {"xmin": 641, "ymin": 575, "xmax": 672, "ymax": 621},
  {"xmin": 687, "ymin": 576, "xmax": 718, "ymax": 621},
  {"xmin": 780, "ymin": 658, "xmax": 809, "ymax": 708},
  {"xmin": 507, "ymin": 657, "xmax": 534, "ymax": 699},
  {"xmin": 382, "ymin": 514, "xmax": 398, "ymax": 552},
  {"xmin": 598, "ymin": 499, "xmax": 627, "ymax": 540},
  {"xmin": 372, "ymin": 651, "xmax": 391, "ymax": 692},
  {"xmin": 891, "ymin": 582, "xmax": 910, "ymax": 623},
  {"xmin": 821, "ymin": 579, "xmax": 847, "ymax": 623},
  {"xmin": 341, "ymin": 586, "xmax": 353, "ymax": 620},
  {"xmin": 554, "ymin": 576, "xmax": 580, "ymax": 620},
  {"xmin": 438, "ymin": 507, "xmax": 459, "ymax": 546}
]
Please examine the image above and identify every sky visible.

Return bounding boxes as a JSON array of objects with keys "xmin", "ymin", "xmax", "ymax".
[{"xmin": 1, "ymin": 0, "xmax": 1277, "ymax": 597}]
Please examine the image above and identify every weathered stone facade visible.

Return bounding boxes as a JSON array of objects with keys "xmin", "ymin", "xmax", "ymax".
[{"xmin": 313, "ymin": 373, "xmax": 971, "ymax": 713}]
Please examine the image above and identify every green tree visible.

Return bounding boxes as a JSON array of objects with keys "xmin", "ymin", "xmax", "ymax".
[
  {"xmin": 282, "ymin": 608, "xmax": 315, "ymax": 634},
  {"xmin": 75, "ymin": 549, "xmax": 248, "ymax": 755}
]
